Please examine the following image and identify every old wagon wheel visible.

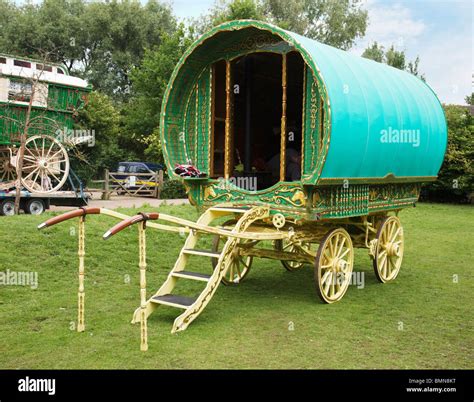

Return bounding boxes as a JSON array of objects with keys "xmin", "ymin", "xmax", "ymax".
[
  {"xmin": 314, "ymin": 228, "xmax": 354, "ymax": 303},
  {"xmin": 0, "ymin": 149, "xmax": 16, "ymax": 184},
  {"xmin": 212, "ymin": 219, "xmax": 255, "ymax": 285},
  {"xmin": 373, "ymin": 216, "xmax": 404, "ymax": 283},
  {"xmin": 21, "ymin": 135, "xmax": 70, "ymax": 193},
  {"xmin": 274, "ymin": 239, "xmax": 312, "ymax": 271}
]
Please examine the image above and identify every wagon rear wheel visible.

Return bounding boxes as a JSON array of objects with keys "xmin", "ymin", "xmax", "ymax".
[
  {"xmin": 314, "ymin": 228, "xmax": 354, "ymax": 303},
  {"xmin": 212, "ymin": 219, "xmax": 254, "ymax": 285},
  {"xmin": 274, "ymin": 239, "xmax": 312, "ymax": 271},
  {"xmin": 21, "ymin": 135, "xmax": 69, "ymax": 193},
  {"xmin": 373, "ymin": 216, "xmax": 404, "ymax": 283}
]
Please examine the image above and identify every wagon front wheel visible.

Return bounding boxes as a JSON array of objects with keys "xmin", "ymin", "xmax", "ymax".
[
  {"xmin": 373, "ymin": 216, "xmax": 404, "ymax": 283},
  {"xmin": 314, "ymin": 228, "xmax": 354, "ymax": 303},
  {"xmin": 20, "ymin": 135, "xmax": 69, "ymax": 193},
  {"xmin": 274, "ymin": 239, "xmax": 312, "ymax": 271}
]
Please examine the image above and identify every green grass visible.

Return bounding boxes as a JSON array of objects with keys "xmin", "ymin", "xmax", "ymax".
[{"xmin": 0, "ymin": 203, "xmax": 472, "ymax": 369}]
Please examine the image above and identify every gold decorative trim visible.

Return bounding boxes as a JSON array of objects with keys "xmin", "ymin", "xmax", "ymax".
[
  {"xmin": 280, "ymin": 53, "xmax": 287, "ymax": 182},
  {"xmin": 224, "ymin": 59, "xmax": 232, "ymax": 179},
  {"xmin": 301, "ymin": 63, "xmax": 307, "ymax": 177}
]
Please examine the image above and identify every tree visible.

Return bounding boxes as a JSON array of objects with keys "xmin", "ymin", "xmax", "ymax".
[
  {"xmin": 0, "ymin": 0, "xmax": 177, "ymax": 101},
  {"xmin": 194, "ymin": 0, "xmax": 368, "ymax": 50},
  {"xmin": 361, "ymin": 42, "xmax": 384, "ymax": 63},
  {"xmin": 208, "ymin": 0, "xmax": 263, "ymax": 26},
  {"xmin": 465, "ymin": 93, "xmax": 474, "ymax": 105},
  {"xmin": 422, "ymin": 103, "xmax": 474, "ymax": 202},
  {"xmin": 362, "ymin": 42, "xmax": 425, "ymax": 81},
  {"xmin": 265, "ymin": 0, "xmax": 368, "ymax": 49},
  {"xmin": 385, "ymin": 45, "xmax": 405, "ymax": 70},
  {"xmin": 122, "ymin": 25, "xmax": 195, "ymax": 157},
  {"xmin": 74, "ymin": 91, "xmax": 127, "ymax": 182}
]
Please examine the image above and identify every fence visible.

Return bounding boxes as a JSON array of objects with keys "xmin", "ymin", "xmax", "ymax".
[{"xmin": 89, "ymin": 169, "xmax": 164, "ymax": 200}]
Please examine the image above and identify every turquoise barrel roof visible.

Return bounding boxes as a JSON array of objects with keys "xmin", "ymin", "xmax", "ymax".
[{"xmin": 287, "ymin": 29, "xmax": 447, "ymax": 182}]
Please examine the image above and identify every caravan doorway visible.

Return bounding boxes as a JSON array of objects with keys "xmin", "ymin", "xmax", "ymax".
[{"xmin": 211, "ymin": 51, "xmax": 305, "ymax": 190}]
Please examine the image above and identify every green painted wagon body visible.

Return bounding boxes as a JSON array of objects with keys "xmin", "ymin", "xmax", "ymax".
[
  {"xmin": 0, "ymin": 54, "xmax": 91, "ymax": 146},
  {"xmin": 160, "ymin": 20, "xmax": 447, "ymax": 220},
  {"xmin": 0, "ymin": 54, "xmax": 91, "ymax": 192}
]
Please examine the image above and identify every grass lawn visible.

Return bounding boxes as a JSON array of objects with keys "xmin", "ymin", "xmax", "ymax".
[{"xmin": 0, "ymin": 202, "xmax": 472, "ymax": 369}]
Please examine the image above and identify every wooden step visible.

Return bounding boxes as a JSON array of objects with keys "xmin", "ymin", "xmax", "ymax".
[
  {"xmin": 151, "ymin": 294, "xmax": 197, "ymax": 309},
  {"xmin": 182, "ymin": 249, "xmax": 221, "ymax": 258},
  {"xmin": 172, "ymin": 270, "xmax": 211, "ymax": 282}
]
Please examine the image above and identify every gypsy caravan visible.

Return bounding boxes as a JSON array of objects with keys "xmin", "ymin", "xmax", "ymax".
[
  {"xmin": 0, "ymin": 54, "xmax": 91, "ymax": 193},
  {"xmin": 39, "ymin": 20, "xmax": 447, "ymax": 351}
]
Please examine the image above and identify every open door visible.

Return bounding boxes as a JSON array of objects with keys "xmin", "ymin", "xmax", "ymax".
[{"xmin": 211, "ymin": 51, "xmax": 305, "ymax": 190}]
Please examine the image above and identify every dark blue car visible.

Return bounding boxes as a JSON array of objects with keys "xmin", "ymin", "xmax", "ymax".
[{"xmin": 115, "ymin": 162, "xmax": 164, "ymax": 192}]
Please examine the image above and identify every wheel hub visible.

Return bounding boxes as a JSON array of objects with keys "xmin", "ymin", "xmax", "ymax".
[
  {"xmin": 386, "ymin": 242, "xmax": 400, "ymax": 257},
  {"xmin": 38, "ymin": 158, "xmax": 48, "ymax": 169},
  {"xmin": 331, "ymin": 257, "xmax": 347, "ymax": 272}
]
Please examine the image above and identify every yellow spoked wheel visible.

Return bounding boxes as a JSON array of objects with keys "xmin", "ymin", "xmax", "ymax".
[
  {"xmin": 373, "ymin": 216, "xmax": 404, "ymax": 283},
  {"xmin": 274, "ymin": 239, "xmax": 312, "ymax": 271},
  {"xmin": 314, "ymin": 228, "xmax": 354, "ymax": 303},
  {"xmin": 0, "ymin": 149, "xmax": 16, "ymax": 185},
  {"xmin": 212, "ymin": 220, "xmax": 254, "ymax": 286}
]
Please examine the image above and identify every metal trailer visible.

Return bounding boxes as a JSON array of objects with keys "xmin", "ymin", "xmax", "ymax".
[
  {"xmin": 38, "ymin": 20, "xmax": 447, "ymax": 351},
  {"xmin": 1, "ymin": 169, "xmax": 89, "ymax": 215}
]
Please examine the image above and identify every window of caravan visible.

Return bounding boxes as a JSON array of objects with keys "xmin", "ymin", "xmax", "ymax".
[
  {"xmin": 14, "ymin": 60, "xmax": 31, "ymax": 68},
  {"xmin": 8, "ymin": 80, "xmax": 33, "ymax": 103}
]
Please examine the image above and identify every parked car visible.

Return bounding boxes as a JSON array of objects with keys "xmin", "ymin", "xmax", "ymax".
[
  {"xmin": 117, "ymin": 162, "xmax": 163, "ymax": 176},
  {"xmin": 115, "ymin": 161, "xmax": 164, "ymax": 193}
]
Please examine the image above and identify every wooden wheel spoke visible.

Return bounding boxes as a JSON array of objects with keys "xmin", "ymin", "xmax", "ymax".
[
  {"xmin": 331, "ymin": 235, "xmax": 339, "ymax": 256},
  {"xmin": 45, "ymin": 141, "xmax": 56, "ymax": 159},
  {"xmin": 23, "ymin": 167, "xmax": 39, "ymax": 181},
  {"xmin": 324, "ymin": 272, "xmax": 332, "ymax": 294},
  {"xmin": 23, "ymin": 155, "xmax": 36, "ymax": 162},
  {"xmin": 330, "ymin": 279, "xmax": 335, "ymax": 297},
  {"xmin": 339, "ymin": 247, "xmax": 350, "ymax": 260},
  {"xmin": 47, "ymin": 168, "xmax": 61, "ymax": 183},
  {"xmin": 25, "ymin": 147, "xmax": 36, "ymax": 157},
  {"xmin": 321, "ymin": 270, "xmax": 332, "ymax": 285},
  {"xmin": 235, "ymin": 259, "xmax": 242, "ymax": 277},
  {"xmin": 390, "ymin": 227, "xmax": 401, "ymax": 243}
]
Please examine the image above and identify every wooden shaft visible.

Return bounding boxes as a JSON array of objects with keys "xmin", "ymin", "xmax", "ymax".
[
  {"xmin": 224, "ymin": 59, "xmax": 232, "ymax": 179},
  {"xmin": 280, "ymin": 53, "xmax": 287, "ymax": 182},
  {"xmin": 103, "ymin": 212, "xmax": 159, "ymax": 239},
  {"xmin": 138, "ymin": 221, "xmax": 148, "ymax": 352},
  {"xmin": 38, "ymin": 207, "xmax": 101, "ymax": 229},
  {"xmin": 77, "ymin": 216, "xmax": 85, "ymax": 332}
]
